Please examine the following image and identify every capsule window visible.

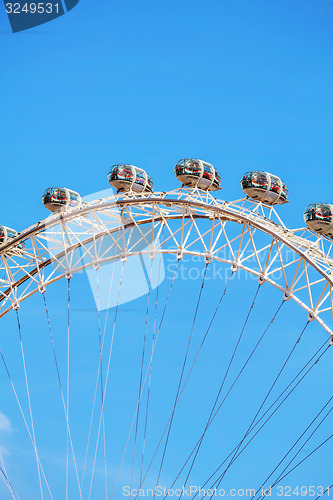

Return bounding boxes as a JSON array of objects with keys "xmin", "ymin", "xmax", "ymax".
[
  {"xmin": 184, "ymin": 160, "xmax": 201, "ymax": 177},
  {"xmin": 135, "ymin": 169, "xmax": 145, "ymax": 185},
  {"xmin": 43, "ymin": 188, "xmax": 52, "ymax": 201},
  {"xmin": 241, "ymin": 172, "xmax": 256, "ymax": 189},
  {"xmin": 304, "ymin": 206, "xmax": 316, "ymax": 221},
  {"xmin": 281, "ymin": 183, "xmax": 288, "ymax": 199},
  {"xmin": 241, "ymin": 172, "xmax": 250, "ymax": 186},
  {"xmin": 118, "ymin": 166, "xmax": 134, "ymax": 180},
  {"xmin": 242, "ymin": 172, "xmax": 269, "ymax": 189},
  {"xmin": 52, "ymin": 188, "xmax": 67, "ymax": 204},
  {"xmin": 213, "ymin": 170, "xmax": 221, "ymax": 189},
  {"xmin": 7, "ymin": 229, "xmax": 17, "ymax": 239},
  {"xmin": 304, "ymin": 204, "xmax": 332, "ymax": 222},
  {"xmin": 174, "ymin": 162, "xmax": 185, "ymax": 176},
  {"xmin": 68, "ymin": 192, "xmax": 80, "ymax": 208},
  {"xmin": 0, "ymin": 228, "xmax": 5, "ymax": 243},
  {"xmin": 202, "ymin": 162, "xmax": 213, "ymax": 181},
  {"xmin": 315, "ymin": 205, "xmax": 332, "ymax": 221},
  {"xmin": 252, "ymin": 173, "xmax": 268, "ymax": 189},
  {"xmin": 147, "ymin": 176, "xmax": 154, "ymax": 190},
  {"xmin": 109, "ymin": 166, "xmax": 119, "ymax": 179},
  {"xmin": 269, "ymin": 176, "xmax": 280, "ymax": 194}
]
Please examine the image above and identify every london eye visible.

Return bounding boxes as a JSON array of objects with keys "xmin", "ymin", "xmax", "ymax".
[{"xmin": 0, "ymin": 160, "xmax": 332, "ymax": 500}]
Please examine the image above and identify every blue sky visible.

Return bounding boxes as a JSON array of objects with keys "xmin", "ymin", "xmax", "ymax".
[{"xmin": 0, "ymin": 0, "xmax": 333, "ymax": 498}]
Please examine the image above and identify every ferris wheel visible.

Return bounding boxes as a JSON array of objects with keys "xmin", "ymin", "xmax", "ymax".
[{"xmin": 0, "ymin": 160, "xmax": 332, "ymax": 500}]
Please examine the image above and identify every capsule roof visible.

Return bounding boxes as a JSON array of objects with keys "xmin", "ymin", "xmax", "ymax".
[
  {"xmin": 107, "ymin": 165, "xmax": 154, "ymax": 193},
  {"xmin": 174, "ymin": 158, "xmax": 221, "ymax": 191},
  {"xmin": 303, "ymin": 203, "xmax": 333, "ymax": 238},
  {"xmin": 42, "ymin": 187, "xmax": 82, "ymax": 212},
  {"xmin": 240, "ymin": 171, "xmax": 288, "ymax": 205},
  {"xmin": 0, "ymin": 226, "xmax": 24, "ymax": 249}
]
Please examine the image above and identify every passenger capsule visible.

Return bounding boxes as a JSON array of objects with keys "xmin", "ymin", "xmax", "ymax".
[
  {"xmin": 0, "ymin": 226, "xmax": 24, "ymax": 248},
  {"xmin": 42, "ymin": 187, "xmax": 83, "ymax": 212},
  {"xmin": 174, "ymin": 159, "xmax": 222, "ymax": 191},
  {"xmin": 303, "ymin": 203, "xmax": 333, "ymax": 238},
  {"xmin": 240, "ymin": 171, "xmax": 288, "ymax": 205},
  {"xmin": 107, "ymin": 165, "xmax": 154, "ymax": 193}
]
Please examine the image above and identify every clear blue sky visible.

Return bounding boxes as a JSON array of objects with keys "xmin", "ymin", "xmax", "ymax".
[{"xmin": 0, "ymin": 1, "xmax": 333, "ymax": 499}]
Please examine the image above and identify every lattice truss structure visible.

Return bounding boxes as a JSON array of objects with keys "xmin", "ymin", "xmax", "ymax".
[{"xmin": 1, "ymin": 188, "xmax": 333, "ymax": 338}]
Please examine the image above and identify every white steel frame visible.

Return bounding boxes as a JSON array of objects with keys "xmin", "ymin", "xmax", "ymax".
[{"xmin": 0, "ymin": 188, "xmax": 333, "ymax": 340}]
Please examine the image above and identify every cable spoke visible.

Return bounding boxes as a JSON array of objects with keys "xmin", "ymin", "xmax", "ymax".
[
  {"xmin": 42, "ymin": 290, "xmax": 82, "ymax": 499},
  {"xmin": 159, "ymin": 271, "xmax": 236, "ymax": 496},
  {"xmin": 114, "ymin": 260, "xmax": 180, "ymax": 500},
  {"xmin": 130, "ymin": 258, "xmax": 153, "ymax": 499},
  {"xmin": 254, "ymin": 395, "xmax": 333, "ymax": 499},
  {"xmin": 138, "ymin": 269, "xmax": 237, "ymax": 499},
  {"xmin": 191, "ymin": 343, "xmax": 330, "ymax": 499},
  {"xmin": 140, "ymin": 249, "xmax": 164, "ymax": 484},
  {"xmin": 168, "ymin": 295, "xmax": 282, "ymax": 499},
  {"xmin": 15, "ymin": 308, "xmax": 44, "ymax": 499},
  {"xmin": 213, "ymin": 321, "xmax": 310, "ymax": 490},
  {"xmin": 0, "ymin": 349, "xmax": 54, "ymax": 499},
  {"xmin": 88, "ymin": 261, "xmax": 125, "ymax": 499},
  {"xmin": 276, "ymin": 433, "xmax": 333, "ymax": 485},
  {"xmin": 0, "ymin": 451, "xmax": 20, "ymax": 500},
  {"xmin": 152, "ymin": 263, "xmax": 209, "ymax": 499},
  {"xmin": 81, "ymin": 258, "xmax": 117, "ymax": 490},
  {"xmin": 173, "ymin": 283, "xmax": 261, "ymax": 498},
  {"xmin": 66, "ymin": 279, "xmax": 70, "ymax": 500},
  {"xmin": 95, "ymin": 268, "xmax": 108, "ymax": 500}
]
